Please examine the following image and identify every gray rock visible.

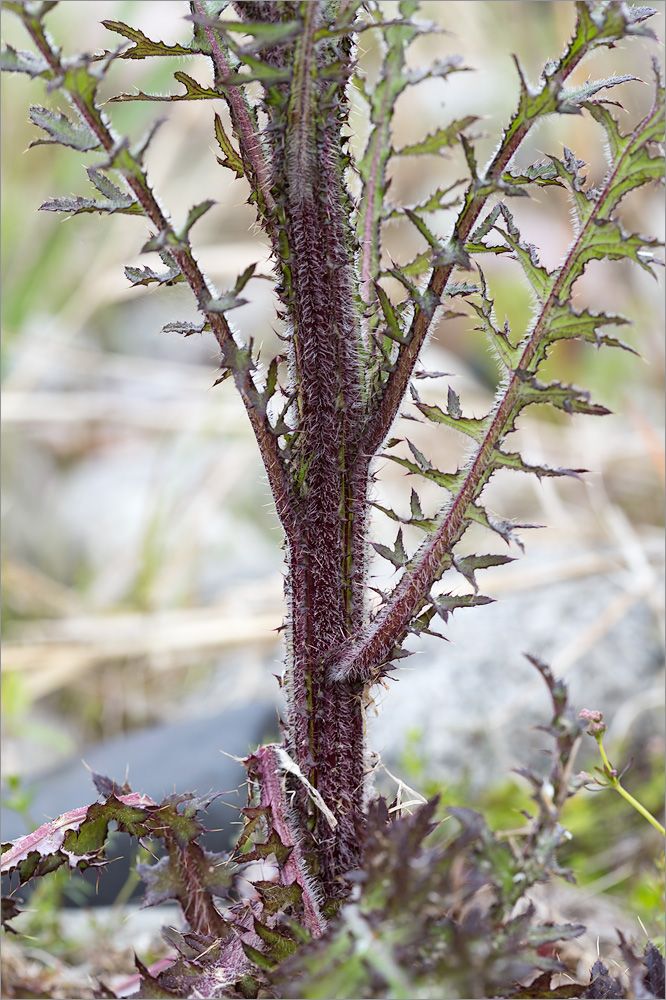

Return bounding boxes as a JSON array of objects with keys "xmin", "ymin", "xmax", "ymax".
[{"xmin": 2, "ymin": 702, "xmax": 280, "ymax": 906}]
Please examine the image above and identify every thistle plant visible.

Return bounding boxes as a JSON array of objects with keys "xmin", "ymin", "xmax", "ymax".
[{"xmin": 1, "ymin": 1, "xmax": 664, "ymax": 997}]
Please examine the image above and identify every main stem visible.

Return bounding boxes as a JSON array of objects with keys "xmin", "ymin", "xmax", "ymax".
[{"xmin": 270, "ymin": 1, "xmax": 368, "ymax": 895}]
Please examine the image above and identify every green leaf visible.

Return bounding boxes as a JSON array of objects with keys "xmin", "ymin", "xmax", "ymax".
[
  {"xmin": 516, "ymin": 376, "xmax": 612, "ymax": 417},
  {"xmin": 491, "ymin": 447, "xmax": 585, "ymax": 481},
  {"xmin": 559, "ymin": 72, "xmax": 638, "ymax": 108},
  {"xmin": 242, "ymin": 943, "xmax": 277, "ymax": 973},
  {"xmin": 40, "ymin": 192, "xmax": 141, "ymax": 216},
  {"xmin": 375, "ymin": 281, "xmax": 408, "ymax": 343},
  {"xmin": 372, "ymin": 490, "xmax": 441, "ymax": 533},
  {"xmin": 372, "ymin": 528, "xmax": 409, "ymax": 569},
  {"xmin": 396, "ymin": 115, "xmax": 478, "ymax": 156},
  {"xmin": 161, "ymin": 320, "xmax": 209, "ymax": 338},
  {"xmin": 109, "ymin": 69, "xmax": 220, "ymax": 103},
  {"xmin": 213, "ymin": 112, "xmax": 244, "ymax": 178},
  {"xmin": 585, "ymin": 82, "xmax": 664, "ymax": 208},
  {"xmin": 502, "ymin": 160, "xmax": 564, "ymax": 189},
  {"xmin": 454, "ymin": 553, "xmax": 516, "ymax": 591},
  {"xmin": 543, "ymin": 305, "xmax": 635, "ymax": 354},
  {"xmin": 29, "ymin": 105, "xmax": 101, "ymax": 151},
  {"xmin": 465, "ymin": 503, "xmax": 535, "ymax": 550},
  {"xmin": 125, "ymin": 250, "xmax": 183, "ymax": 288},
  {"xmin": 386, "ymin": 180, "xmax": 466, "ymax": 224},
  {"xmin": 469, "ymin": 271, "xmax": 524, "ymax": 371},
  {"xmin": 200, "ymin": 262, "xmax": 258, "ymax": 315},
  {"xmin": 101, "ymin": 20, "xmax": 195, "ymax": 59},
  {"xmin": 1, "ymin": 44, "xmax": 50, "ymax": 77},
  {"xmin": 179, "ymin": 199, "xmax": 216, "ymax": 239},
  {"xmin": 413, "ymin": 396, "xmax": 489, "ymax": 442},
  {"xmin": 431, "ymin": 592, "xmax": 495, "ymax": 622},
  {"xmin": 561, "ymin": 218, "xmax": 663, "ymax": 297},
  {"xmin": 385, "ymin": 448, "xmax": 466, "ymax": 494},
  {"xmin": 86, "ymin": 168, "xmax": 125, "ymax": 201},
  {"xmin": 494, "ymin": 203, "xmax": 553, "ymax": 303}
]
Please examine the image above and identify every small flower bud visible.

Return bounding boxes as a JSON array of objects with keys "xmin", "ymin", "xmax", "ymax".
[{"xmin": 579, "ymin": 708, "xmax": 606, "ymax": 739}]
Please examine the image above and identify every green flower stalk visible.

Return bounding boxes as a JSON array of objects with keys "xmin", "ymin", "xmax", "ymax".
[{"xmin": 579, "ymin": 709, "xmax": 665, "ymax": 837}]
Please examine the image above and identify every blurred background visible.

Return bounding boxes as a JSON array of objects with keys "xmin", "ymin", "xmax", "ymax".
[{"xmin": 1, "ymin": 0, "xmax": 664, "ymax": 989}]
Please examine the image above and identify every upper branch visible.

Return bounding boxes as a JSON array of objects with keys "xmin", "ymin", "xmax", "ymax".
[
  {"xmin": 17, "ymin": 3, "xmax": 301, "ymax": 541},
  {"xmin": 360, "ymin": 0, "xmax": 646, "ymax": 461}
]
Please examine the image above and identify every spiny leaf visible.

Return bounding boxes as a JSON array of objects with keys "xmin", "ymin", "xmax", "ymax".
[
  {"xmin": 101, "ymin": 20, "xmax": 195, "ymax": 59},
  {"xmin": 0, "ymin": 44, "xmax": 50, "ymax": 77},
  {"xmin": 161, "ymin": 319, "xmax": 210, "ymax": 338},
  {"xmin": 109, "ymin": 69, "xmax": 220, "ymax": 103},
  {"xmin": 491, "ymin": 448, "xmax": 586, "ymax": 481},
  {"xmin": 29, "ymin": 105, "xmax": 101, "ymax": 151},
  {"xmin": 468, "ymin": 273, "xmax": 524, "ymax": 371},
  {"xmin": 404, "ymin": 208, "xmax": 442, "ymax": 250},
  {"xmin": 372, "ymin": 490, "xmax": 440, "ymax": 533},
  {"xmin": 396, "ymin": 115, "xmax": 478, "ymax": 156},
  {"xmin": 179, "ymin": 199, "xmax": 216, "ymax": 239},
  {"xmin": 355, "ymin": 5, "xmax": 444, "ymax": 306},
  {"xmin": 372, "ymin": 528, "xmax": 409, "ymax": 569},
  {"xmin": 516, "ymin": 376, "xmax": 612, "ymax": 417},
  {"xmin": 408, "ymin": 604, "xmax": 445, "ymax": 638},
  {"xmin": 411, "ymin": 394, "xmax": 489, "ymax": 442},
  {"xmin": 465, "ymin": 503, "xmax": 537, "ymax": 550},
  {"xmin": 40, "ymin": 191, "xmax": 141, "ymax": 216},
  {"xmin": 502, "ymin": 160, "xmax": 565, "ymax": 189},
  {"xmin": 213, "ymin": 111, "xmax": 244, "ymax": 178},
  {"xmin": 559, "ymin": 72, "xmax": 638, "ymax": 108},
  {"xmin": 585, "ymin": 78, "xmax": 664, "ymax": 206},
  {"xmin": 543, "ymin": 306, "xmax": 634, "ymax": 353},
  {"xmin": 388, "ymin": 179, "xmax": 466, "ymax": 218},
  {"xmin": 561, "ymin": 217, "xmax": 663, "ymax": 297},
  {"xmin": 430, "ymin": 591, "xmax": 495, "ymax": 622},
  {"xmin": 375, "ymin": 280, "xmax": 409, "ymax": 343},
  {"xmin": 385, "ymin": 448, "xmax": 467, "ymax": 494},
  {"xmin": 454, "ymin": 553, "xmax": 516, "ymax": 591},
  {"xmin": 386, "ymin": 266, "xmax": 439, "ymax": 320},
  {"xmin": 252, "ymin": 879, "xmax": 303, "ymax": 917},
  {"xmin": 125, "ymin": 250, "xmax": 183, "ymax": 288},
  {"xmin": 200, "ymin": 262, "xmax": 258, "ymax": 314},
  {"xmin": 494, "ymin": 202, "xmax": 553, "ymax": 302},
  {"xmin": 387, "ymin": 248, "xmax": 432, "ymax": 280}
]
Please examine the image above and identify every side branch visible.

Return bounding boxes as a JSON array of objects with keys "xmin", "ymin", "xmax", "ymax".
[
  {"xmin": 362, "ymin": 8, "xmax": 601, "ymax": 459},
  {"xmin": 332, "ymin": 96, "xmax": 656, "ymax": 684},
  {"xmin": 21, "ymin": 8, "xmax": 299, "ymax": 540}
]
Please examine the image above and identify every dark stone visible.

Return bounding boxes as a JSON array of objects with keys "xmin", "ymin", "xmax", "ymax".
[{"xmin": 2, "ymin": 702, "xmax": 280, "ymax": 907}]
